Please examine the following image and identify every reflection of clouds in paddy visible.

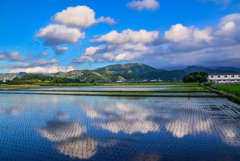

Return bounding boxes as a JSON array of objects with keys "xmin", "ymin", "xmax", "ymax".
[
  {"xmin": 56, "ymin": 111, "xmax": 69, "ymax": 121},
  {"xmin": 97, "ymin": 120, "xmax": 159, "ymax": 134},
  {"xmin": 39, "ymin": 120, "xmax": 86, "ymax": 142},
  {"xmin": 165, "ymin": 119, "xmax": 213, "ymax": 138},
  {"xmin": 0, "ymin": 107, "xmax": 21, "ymax": 116},
  {"xmin": 2, "ymin": 94, "xmax": 240, "ymax": 160},
  {"xmin": 56, "ymin": 137, "xmax": 119, "ymax": 159},
  {"xmin": 130, "ymin": 153, "xmax": 161, "ymax": 161},
  {"xmin": 80, "ymin": 98, "xmax": 240, "ymax": 146},
  {"xmin": 82, "ymin": 102, "xmax": 160, "ymax": 134},
  {"xmin": 56, "ymin": 138, "xmax": 97, "ymax": 159}
]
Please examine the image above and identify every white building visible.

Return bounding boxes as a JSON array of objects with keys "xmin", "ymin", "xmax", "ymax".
[
  {"xmin": 150, "ymin": 79, "xmax": 157, "ymax": 82},
  {"xmin": 116, "ymin": 80, "xmax": 123, "ymax": 83},
  {"xmin": 208, "ymin": 73, "xmax": 240, "ymax": 83}
]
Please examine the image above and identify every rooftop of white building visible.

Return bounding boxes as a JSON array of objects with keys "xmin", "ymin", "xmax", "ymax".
[{"xmin": 208, "ymin": 73, "xmax": 240, "ymax": 76}]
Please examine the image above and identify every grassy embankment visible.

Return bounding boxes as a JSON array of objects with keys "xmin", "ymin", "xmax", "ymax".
[
  {"xmin": 104, "ymin": 82, "xmax": 199, "ymax": 86},
  {"xmin": 215, "ymin": 85, "xmax": 240, "ymax": 97},
  {"xmin": 2, "ymin": 82, "xmax": 198, "ymax": 87},
  {"xmin": 36, "ymin": 82, "xmax": 102, "ymax": 87},
  {"xmin": 35, "ymin": 82, "xmax": 199, "ymax": 87},
  {"xmin": 203, "ymin": 85, "xmax": 240, "ymax": 104},
  {"xmin": 0, "ymin": 85, "xmax": 40, "ymax": 88}
]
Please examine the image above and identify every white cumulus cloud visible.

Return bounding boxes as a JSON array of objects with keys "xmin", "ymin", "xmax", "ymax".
[
  {"xmin": 9, "ymin": 65, "xmax": 75, "ymax": 73},
  {"xmin": 54, "ymin": 46, "xmax": 69, "ymax": 54},
  {"xmin": 83, "ymin": 46, "xmax": 101, "ymax": 56},
  {"xmin": 217, "ymin": 13, "xmax": 240, "ymax": 27},
  {"xmin": 35, "ymin": 24, "xmax": 85, "ymax": 46},
  {"xmin": 96, "ymin": 16, "xmax": 118, "ymax": 25},
  {"xmin": 215, "ymin": 21, "xmax": 237, "ymax": 37},
  {"xmin": 123, "ymin": 43, "xmax": 149, "ymax": 51},
  {"xmin": 53, "ymin": 6, "xmax": 117, "ymax": 28},
  {"xmin": 194, "ymin": 27, "xmax": 213, "ymax": 40},
  {"xmin": 164, "ymin": 24, "xmax": 194, "ymax": 42},
  {"xmin": 127, "ymin": 0, "xmax": 160, "ymax": 11},
  {"xmin": 0, "ymin": 51, "xmax": 29, "ymax": 61},
  {"xmin": 90, "ymin": 29, "xmax": 159, "ymax": 43},
  {"xmin": 72, "ymin": 56, "xmax": 94, "ymax": 63}
]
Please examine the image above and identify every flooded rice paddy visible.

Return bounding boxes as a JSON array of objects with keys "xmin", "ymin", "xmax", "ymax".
[
  {"xmin": 25, "ymin": 85, "xmax": 206, "ymax": 92},
  {"xmin": 1, "ymin": 92, "xmax": 240, "ymax": 161},
  {"xmin": 0, "ymin": 90, "xmax": 218, "ymax": 97}
]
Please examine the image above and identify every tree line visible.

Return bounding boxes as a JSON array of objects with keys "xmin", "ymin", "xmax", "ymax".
[
  {"xmin": 183, "ymin": 71, "xmax": 208, "ymax": 83},
  {"xmin": 6, "ymin": 74, "xmax": 82, "ymax": 85}
]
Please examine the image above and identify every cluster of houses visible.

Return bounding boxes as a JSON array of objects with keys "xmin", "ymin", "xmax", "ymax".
[{"xmin": 208, "ymin": 73, "xmax": 240, "ymax": 84}]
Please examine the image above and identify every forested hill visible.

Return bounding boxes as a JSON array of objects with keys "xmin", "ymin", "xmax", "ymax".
[
  {"xmin": 7, "ymin": 74, "xmax": 80, "ymax": 84},
  {"xmin": 2, "ymin": 63, "xmax": 240, "ymax": 83},
  {"xmin": 93, "ymin": 63, "xmax": 164, "ymax": 73},
  {"xmin": 48, "ymin": 63, "xmax": 240, "ymax": 82}
]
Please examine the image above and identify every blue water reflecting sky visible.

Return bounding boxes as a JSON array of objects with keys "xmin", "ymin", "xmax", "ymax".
[{"xmin": 0, "ymin": 94, "xmax": 240, "ymax": 161}]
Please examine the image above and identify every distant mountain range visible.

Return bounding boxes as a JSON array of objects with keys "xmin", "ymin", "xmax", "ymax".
[
  {"xmin": 49, "ymin": 63, "xmax": 240, "ymax": 82},
  {"xmin": 1, "ymin": 63, "xmax": 240, "ymax": 82}
]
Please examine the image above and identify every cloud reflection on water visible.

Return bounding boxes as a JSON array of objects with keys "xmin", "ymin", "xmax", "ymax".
[
  {"xmin": 39, "ymin": 120, "xmax": 86, "ymax": 142},
  {"xmin": 34, "ymin": 96, "xmax": 240, "ymax": 160}
]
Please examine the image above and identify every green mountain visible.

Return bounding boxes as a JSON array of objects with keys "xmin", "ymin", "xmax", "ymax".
[
  {"xmin": 48, "ymin": 63, "xmax": 240, "ymax": 82},
  {"xmin": 8, "ymin": 73, "xmax": 80, "ymax": 84},
  {"xmin": 137, "ymin": 70, "xmax": 187, "ymax": 81},
  {"xmin": 94, "ymin": 63, "xmax": 164, "ymax": 73},
  {"xmin": 3, "ymin": 63, "xmax": 239, "ymax": 83},
  {"xmin": 78, "ymin": 70, "xmax": 139, "ymax": 82},
  {"xmin": 49, "ymin": 70, "xmax": 91, "ymax": 79}
]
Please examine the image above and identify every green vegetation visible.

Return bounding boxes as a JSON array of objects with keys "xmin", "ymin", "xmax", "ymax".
[
  {"xmin": 77, "ymin": 70, "xmax": 140, "ymax": 83},
  {"xmin": 215, "ymin": 85, "xmax": 240, "ymax": 97},
  {"xmin": 203, "ymin": 85, "xmax": 240, "ymax": 104},
  {"xmin": 39, "ymin": 83, "xmax": 100, "ymax": 87},
  {"xmin": 104, "ymin": 82, "xmax": 198, "ymax": 86},
  {"xmin": 7, "ymin": 74, "xmax": 82, "ymax": 85},
  {"xmin": 2, "ymin": 63, "xmax": 240, "ymax": 82},
  {"xmin": 94, "ymin": 63, "xmax": 162, "ymax": 73},
  {"xmin": 49, "ymin": 70, "xmax": 91, "ymax": 79},
  {"xmin": 50, "ymin": 63, "xmax": 187, "ymax": 82},
  {"xmin": 183, "ymin": 72, "xmax": 208, "ymax": 83}
]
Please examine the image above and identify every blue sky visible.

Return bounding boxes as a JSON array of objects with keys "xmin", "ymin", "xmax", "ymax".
[{"xmin": 0, "ymin": 0, "xmax": 240, "ymax": 73}]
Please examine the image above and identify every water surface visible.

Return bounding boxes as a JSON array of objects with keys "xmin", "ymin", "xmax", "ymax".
[{"xmin": 0, "ymin": 94, "xmax": 240, "ymax": 161}]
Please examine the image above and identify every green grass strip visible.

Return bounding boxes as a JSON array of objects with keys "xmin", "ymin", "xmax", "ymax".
[{"xmin": 203, "ymin": 85, "xmax": 240, "ymax": 104}]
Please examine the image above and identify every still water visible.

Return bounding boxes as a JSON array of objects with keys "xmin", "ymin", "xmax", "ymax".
[
  {"xmin": 0, "ymin": 94, "xmax": 240, "ymax": 161},
  {"xmin": 0, "ymin": 90, "xmax": 217, "ymax": 96},
  {"xmin": 26, "ymin": 85, "xmax": 205, "ymax": 91}
]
